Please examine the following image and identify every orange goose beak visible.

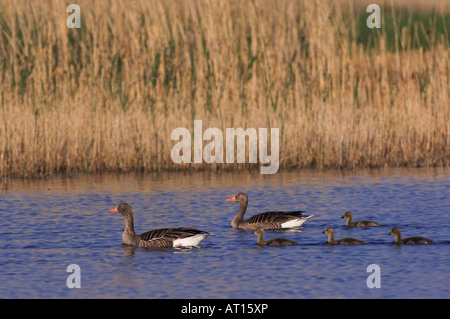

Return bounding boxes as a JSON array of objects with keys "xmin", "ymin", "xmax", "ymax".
[
  {"xmin": 109, "ymin": 206, "xmax": 118, "ymax": 213},
  {"xmin": 225, "ymin": 195, "xmax": 236, "ymax": 202}
]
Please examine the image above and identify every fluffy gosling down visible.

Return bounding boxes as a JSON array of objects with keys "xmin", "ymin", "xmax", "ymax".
[
  {"xmin": 253, "ymin": 228, "xmax": 298, "ymax": 247},
  {"xmin": 388, "ymin": 227, "xmax": 434, "ymax": 245},
  {"xmin": 321, "ymin": 227, "xmax": 366, "ymax": 245},
  {"xmin": 341, "ymin": 211, "xmax": 381, "ymax": 227}
]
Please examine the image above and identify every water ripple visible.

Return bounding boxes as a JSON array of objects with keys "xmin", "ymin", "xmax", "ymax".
[{"xmin": 0, "ymin": 168, "xmax": 449, "ymax": 298}]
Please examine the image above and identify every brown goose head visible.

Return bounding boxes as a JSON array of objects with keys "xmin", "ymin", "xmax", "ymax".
[
  {"xmin": 321, "ymin": 227, "xmax": 335, "ymax": 236},
  {"xmin": 341, "ymin": 211, "xmax": 353, "ymax": 220},
  {"xmin": 109, "ymin": 203, "xmax": 134, "ymax": 218},
  {"xmin": 225, "ymin": 192, "xmax": 248, "ymax": 204},
  {"xmin": 388, "ymin": 227, "xmax": 402, "ymax": 237}
]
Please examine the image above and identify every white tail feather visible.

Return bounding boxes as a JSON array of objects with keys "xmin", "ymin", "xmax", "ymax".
[
  {"xmin": 281, "ymin": 215, "xmax": 314, "ymax": 228},
  {"xmin": 173, "ymin": 234, "xmax": 210, "ymax": 247}
]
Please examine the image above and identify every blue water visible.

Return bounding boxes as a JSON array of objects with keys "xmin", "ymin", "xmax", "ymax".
[{"xmin": 0, "ymin": 168, "xmax": 449, "ymax": 299}]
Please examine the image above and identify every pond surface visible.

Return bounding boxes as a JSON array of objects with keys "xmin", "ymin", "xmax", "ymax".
[{"xmin": 0, "ymin": 168, "xmax": 449, "ymax": 299}]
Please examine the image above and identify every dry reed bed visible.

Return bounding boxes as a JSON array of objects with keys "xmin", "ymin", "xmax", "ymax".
[{"xmin": 0, "ymin": 0, "xmax": 449, "ymax": 177}]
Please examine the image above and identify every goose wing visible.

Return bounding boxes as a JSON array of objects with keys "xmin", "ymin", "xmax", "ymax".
[
  {"xmin": 138, "ymin": 227, "xmax": 209, "ymax": 247},
  {"xmin": 355, "ymin": 220, "xmax": 381, "ymax": 227},
  {"xmin": 245, "ymin": 211, "xmax": 306, "ymax": 226},
  {"xmin": 403, "ymin": 236, "xmax": 434, "ymax": 244}
]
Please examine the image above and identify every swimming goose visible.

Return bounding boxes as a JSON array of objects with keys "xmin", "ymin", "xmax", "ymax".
[
  {"xmin": 226, "ymin": 192, "xmax": 313, "ymax": 230},
  {"xmin": 341, "ymin": 211, "xmax": 381, "ymax": 227},
  {"xmin": 109, "ymin": 203, "xmax": 210, "ymax": 248},
  {"xmin": 388, "ymin": 227, "xmax": 434, "ymax": 245},
  {"xmin": 321, "ymin": 227, "xmax": 366, "ymax": 245},
  {"xmin": 253, "ymin": 228, "xmax": 298, "ymax": 247}
]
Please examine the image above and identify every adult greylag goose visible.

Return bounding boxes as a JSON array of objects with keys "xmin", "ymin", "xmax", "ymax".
[
  {"xmin": 388, "ymin": 227, "xmax": 434, "ymax": 245},
  {"xmin": 225, "ymin": 192, "xmax": 313, "ymax": 230},
  {"xmin": 321, "ymin": 227, "xmax": 366, "ymax": 245},
  {"xmin": 253, "ymin": 228, "xmax": 298, "ymax": 247},
  {"xmin": 109, "ymin": 203, "xmax": 210, "ymax": 248},
  {"xmin": 341, "ymin": 211, "xmax": 381, "ymax": 227}
]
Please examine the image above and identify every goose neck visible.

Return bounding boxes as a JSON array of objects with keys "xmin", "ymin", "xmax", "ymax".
[
  {"xmin": 256, "ymin": 231, "xmax": 266, "ymax": 246},
  {"xmin": 123, "ymin": 212, "xmax": 136, "ymax": 235},
  {"xmin": 232, "ymin": 200, "xmax": 248, "ymax": 228}
]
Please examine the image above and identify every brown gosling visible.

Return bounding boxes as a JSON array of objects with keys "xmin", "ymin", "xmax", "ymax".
[
  {"xmin": 388, "ymin": 227, "xmax": 434, "ymax": 245},
  {"xmin": 253, "ymin": 228, "xmax": 298, "ymax": 247},
  {"xmin": 341, "ymin": 211, "xmax": 381, "ymax": 227},
  {"xmin": 321, "ymin": 227, "xmax": 366, "ymax": 245}
]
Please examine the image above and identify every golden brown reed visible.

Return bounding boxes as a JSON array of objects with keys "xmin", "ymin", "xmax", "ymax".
[{"xmin": 0, "ymin": 0, "xmax": 449, "ymax": 177}]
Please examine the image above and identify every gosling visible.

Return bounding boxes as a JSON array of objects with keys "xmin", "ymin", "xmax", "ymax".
[
  {"xmin": 253, "ymin": 228, "xmax": 298, "ymax": 247},
  {"xmin": 388, "ymin": 227, "xmax": 434, "ymax": 245},
  {"xmin": 341, "ymin": 211, "xmax": 381, "ymax": 227},
  {"xmin": 321, "ymin": 227, "xmax": 366, "ymax": 245}
]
